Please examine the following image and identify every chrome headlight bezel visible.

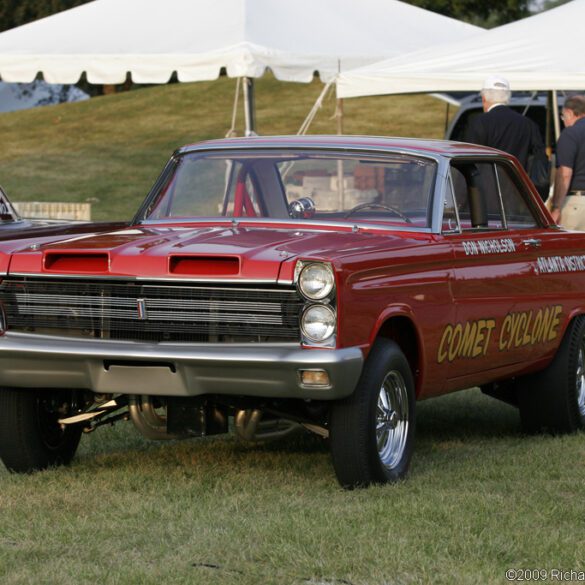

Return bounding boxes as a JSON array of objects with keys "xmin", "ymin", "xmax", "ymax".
[
  {"xmin": 296, "ymin": 262, "xmax": 335, "ymax": 301},
  {"xmin": 300, "ymin": 304, "xmax": 336, "ymax": 343}
]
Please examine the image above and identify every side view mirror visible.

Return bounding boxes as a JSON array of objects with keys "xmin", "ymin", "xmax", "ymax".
[{"xmin": 288, "ymin": 197, "xmax": 316, "ymax": 219}]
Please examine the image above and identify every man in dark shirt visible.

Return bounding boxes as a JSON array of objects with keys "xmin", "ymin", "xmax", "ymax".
[
  {"xmin": 466, "ymin": 76, "xmax": 547, "ymax": 198},
  {"xmin": 550, "ymin": 95, "xmax": 585, "ymax": 229}
]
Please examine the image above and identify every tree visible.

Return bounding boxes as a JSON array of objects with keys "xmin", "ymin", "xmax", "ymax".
[
  {"xmin": 0, "ymin": 0, "xmax": 92, "ymax": 33},
  {"xmin": 403, "ymin": 0, "xmax": 531, "ymax": 28},
  {"xmin": 542, "ymin": 0, "xmax": 571, "ymax": 9},
  {"xmin": 0, "ymin": 0, "xmax": 534, "ymax": 34}
]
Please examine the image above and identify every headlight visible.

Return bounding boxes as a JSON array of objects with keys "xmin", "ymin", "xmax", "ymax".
[
  {"xmin": 298, "ymin": 262, "xmax": 335, "ymax": 300},
  {"xmin": 301, "ymin": 305, "xmax": 336, "ymax": 343}
]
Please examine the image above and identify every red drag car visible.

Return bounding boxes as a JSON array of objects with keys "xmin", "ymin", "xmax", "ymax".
[{"xmin": 0, "ymin": 136, "xmax": 583, "ymax": 488}]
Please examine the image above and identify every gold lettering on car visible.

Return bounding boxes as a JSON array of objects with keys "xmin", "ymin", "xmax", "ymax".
[
  {"xmin": 437, "ymin": 305, "xmax": 563, "ymax": 363},
  {"xmin": 498, "ymin": 305, "xmax": 562, "ymax": 351},
  {"xmin": 438, "ymin": 319, "xmax": 496, "ymax": 363}
]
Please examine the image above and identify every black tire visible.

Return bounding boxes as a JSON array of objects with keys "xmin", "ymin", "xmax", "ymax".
[
  {"xmin": 518, "ymin": 316, "xmax": 585, "ymax": 434},
  {"xmin": 329, "ymin": 339, "xmax": 416, "ymax": 489},
  {"xmin": 0, "ymin": 388, "xmax": 82, "ymax": 473}
]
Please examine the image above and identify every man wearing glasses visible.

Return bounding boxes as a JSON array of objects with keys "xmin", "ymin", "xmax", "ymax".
[{"xmin": 551, "ymin": 95, "xmax": 585, "ymax": 229}]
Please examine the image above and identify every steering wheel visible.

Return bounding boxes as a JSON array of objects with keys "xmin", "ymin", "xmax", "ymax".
[{"xmin": 344, "ymin": 202, "xmax": 412, "ymax": 223}]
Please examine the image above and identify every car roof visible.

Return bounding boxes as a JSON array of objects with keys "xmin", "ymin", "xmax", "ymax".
[{"xmin": 177, "ymin": 135, "xmax": 508, "ymax": 159}]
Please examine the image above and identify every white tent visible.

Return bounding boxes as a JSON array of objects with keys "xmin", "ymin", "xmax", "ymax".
[
  {"xmin": 337, "ymin": 0, "xmax": 585, "ymax": 99},
  {"xmin": 0, "ymin": 0, "xmax": 480, "ymax": 84},
  {"xmin": 0, "ymin": 0, "xmax": 481, "ymax": 132}
]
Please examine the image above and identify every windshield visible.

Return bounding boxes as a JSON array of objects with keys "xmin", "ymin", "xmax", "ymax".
[{"xmin": 140, "ymin": 150, "xmax": 437, "ymax": 228}]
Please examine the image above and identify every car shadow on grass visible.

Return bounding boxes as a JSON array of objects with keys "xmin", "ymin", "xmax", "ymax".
[
  {"xmin": 416, "ymin": 386, "xmax": 520, "ymax": 441},
  {"xmin": 70, "ymin": 386, "xmax": 552, "ymax": 486}
]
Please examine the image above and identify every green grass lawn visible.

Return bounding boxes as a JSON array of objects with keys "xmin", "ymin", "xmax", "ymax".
[
  {"xmin": 1, "ymin": 80, "xmax": 583, "ymax": 585},
  {"xmin": 1, "ymin": 389, "xmax": 583, "ymax": 585}
]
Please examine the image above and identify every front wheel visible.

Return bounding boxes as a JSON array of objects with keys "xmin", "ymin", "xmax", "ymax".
[
  {"xmin": 0, "ymin": 388, "xmax": 82, "ymax": 473},
  {"xmin": 329, "ymin": 339, "xmax": 416, "ymax": 489},
  {"xmin": 518, "ymin": 316, "xmax": 585, "ymax": 434}
]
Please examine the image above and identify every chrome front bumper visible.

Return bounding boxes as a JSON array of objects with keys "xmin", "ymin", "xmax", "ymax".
[{"xmin": 0, "ymin": 332, "xmax": 364, "ymax": 399}]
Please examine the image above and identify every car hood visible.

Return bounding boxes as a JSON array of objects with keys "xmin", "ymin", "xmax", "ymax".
[{"xmin": 1, "ymin": 223, "xmax": 430, "ymax": 281}]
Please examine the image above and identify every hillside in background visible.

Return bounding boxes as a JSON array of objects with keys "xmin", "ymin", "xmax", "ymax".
[{"xmin": 0, "ymin": 76, "xmax": 448, "ymax": 221}]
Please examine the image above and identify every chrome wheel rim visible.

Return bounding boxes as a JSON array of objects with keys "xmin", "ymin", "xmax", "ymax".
[
  {"xmin": 577, "ymin": 340, "xmax": 585, "ymax": 418},
  {"xmin": 376, "ymin": 370, "xmax": 409, "ymax": 470}
]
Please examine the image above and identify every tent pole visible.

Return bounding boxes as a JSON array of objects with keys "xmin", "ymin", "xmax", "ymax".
[
  {"xmin": 336, "ymin": 98, "xmax": 345, "ymax": 210},
  {"xmin": 545, "ymin": 91, "xmax": 552, "ymax": 157},
  {"xmin": 243, "ymin": 77, "xmax": 256, "ymax": 136},
  {"xmin": 547, "ymin": 90, "xmax": 561, "ymax": 197},
  {"xmin": 336, "ymin": 98, "xmax": 344, "ymax": 135},
  {"xmin": 444, "ymin": 104, "xmax": 450, "ymax": 135},
  {"xmin": 552, "ymin": 90, "xmax": 561, "ymax": 142}
]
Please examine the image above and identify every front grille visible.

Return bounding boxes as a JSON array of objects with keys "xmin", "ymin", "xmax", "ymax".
[{"xmin": 0, "ymin": 278, "xmax": 303, "ymax": 343}]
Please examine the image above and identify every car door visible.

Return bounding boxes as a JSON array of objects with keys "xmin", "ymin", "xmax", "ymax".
[{"xmin": 441, "ymin": 159, "xmax": 558, "ymax": 388}]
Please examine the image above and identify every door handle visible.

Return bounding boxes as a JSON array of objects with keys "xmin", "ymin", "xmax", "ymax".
[{"xmin": 522, "ymin": 238, "xmax": 542, "ymax": 249}]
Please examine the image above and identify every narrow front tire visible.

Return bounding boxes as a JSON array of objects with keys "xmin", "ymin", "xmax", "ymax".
[
  {"xmin": 0, "ymin": 388, "xmax": 82, "ymax": 473},
  {"xmin": 329, "ymin": 339, "xmax": 416, "ymax": 489}
]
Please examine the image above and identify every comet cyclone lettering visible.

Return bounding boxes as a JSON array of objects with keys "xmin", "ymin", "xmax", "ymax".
[
  {"xmin": 438, "ymin": 319, "xmax": 496, "ymax": 363},
  {"xmin": 437, "ymin": 305, "xmax": 563, "ymax": 363},
  {"xmin": 498, "ymin": 306, "xmax": 562, "ymax": 351}
]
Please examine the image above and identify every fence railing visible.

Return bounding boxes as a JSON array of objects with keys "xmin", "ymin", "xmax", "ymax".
[{"xmin": 13, "ymin": 202, "xmax": 91, "ymax": 221}]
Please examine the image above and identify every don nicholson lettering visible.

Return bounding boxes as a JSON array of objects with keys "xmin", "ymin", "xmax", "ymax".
[
  {"xmin": 462, "ymin": 238, "xmax": 515, "ymax": 256},
  {"xmin": 537, "ymin": 255, "xmax": 585, "ymax": 274},
  {"xmin": 437, "ymin": 305, "xmax": 562, "ymax": 364}
]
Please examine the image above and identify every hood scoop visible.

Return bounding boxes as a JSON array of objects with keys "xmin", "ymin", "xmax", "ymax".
[
  {"xmin": 169, "ymin": 255, "xmax": 240, "ymax": 276},
  {"xmin": 44, "ymin": 252, "xmax": 109, "ymax": 273}
]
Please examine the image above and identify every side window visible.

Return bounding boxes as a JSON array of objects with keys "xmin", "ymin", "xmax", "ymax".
[
  {"xmin": 450, "ymin": 162, "xmax": 504, "ymax": 230},
  {"xmin": 496, "ymin": 164, "xmax": 538, "ymax": 228},
  {"xmin": 442, "ymin": 175, "xmax": 459, "ymax": 232},
  {"xmin": 0, "ymin": 186, "xmax": 17, "ymax": 221}
]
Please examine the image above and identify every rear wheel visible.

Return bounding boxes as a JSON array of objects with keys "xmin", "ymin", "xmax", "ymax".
[
  {"xmin": 518, "ymin": 316, "xmax": 585, "ymax": 434},
  {"xmin": 0, "ymin": 388, "xmax": 82, "ymax": 473},
  {"xmin": 329, "ymin": 339, "xmax": 416, "ymax": 489}
]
